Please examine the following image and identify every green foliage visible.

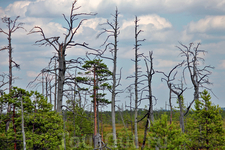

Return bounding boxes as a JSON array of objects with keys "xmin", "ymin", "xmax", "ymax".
[
  {"xmin": 148, "ymin": 114, "xmax": 186, "ymax": 149},
  {"xmin": 65, "ymin": 100, "xmax": 93, "ymax": 136},
  {"xmin": 82, "ymin": 59, "xmax": 113, "ymax": 77},
  {"xmin": 64, "ymin": 100, "xmax": 94, "ymax": 149},
  {"xmin": 116, "ymin": 128, "xmax": 135, "ymax": 149},
  {"xmin": 0, "ymin": 87, "xmax": 63, "ymax": 149},
  {"xmin": 186, "ymin": 90, "xmax": 225, "ymax": 149},
  {"xmin": 76, "ymin": 58, "xmax": 112, "ymax": 105}
]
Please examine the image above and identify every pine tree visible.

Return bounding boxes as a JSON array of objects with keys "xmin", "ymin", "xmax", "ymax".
[
  {"xmin": 149, "ymin": 114, "xmax": 186, "ymax": 149},
  {"xmin": 75, "ymin": 59, "xmax": 112, "ymax": 148},
  {"xmin": 0, "ymin": 87, "xmax": 63, "ymax": 149},
  {"xmin": 186, "ymin": 90, "xmax": 225, "ymax": 149}
]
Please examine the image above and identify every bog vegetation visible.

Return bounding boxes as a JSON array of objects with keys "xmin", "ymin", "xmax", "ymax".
[{"xmin": 0, "ymin": 0, "xmax": 224, "ymax": 150}]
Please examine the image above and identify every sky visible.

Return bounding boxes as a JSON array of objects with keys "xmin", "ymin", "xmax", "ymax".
[{"xmin": 0, "ymin": 0, "xmax": 225, "ymax": 111}]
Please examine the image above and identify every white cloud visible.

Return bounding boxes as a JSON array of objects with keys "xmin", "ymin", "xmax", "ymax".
[
  {"xmin": 26, "ymin": 71, "xmax": 39, "ymax": 78},
  {"xmin": 187, "ymin": 16, "xmax": 225, "ymax": 33},
  {"xmin": 76, "ymin": 17, "xmax": 107, "ymax": 35},
  {"xmin": 5, "ymin": 1, "xmax": 30, "ymax": 17},
  {"xmin": 120, "ymin": 14, "xmax": 173, "ymax": 42},
  {"xmin": 201, "ymin": 42, "xmax": 225, "ymax": 55},
  {"xmin": 155, "ymin": 59, "xmax": 180, "ymax": 68},
  {"xmin": 26, "ymin": 0, "xmax": 73, "ymax": 17},
  {"xmin": 219, "ymin": 60, "xmax": 225, "ymax": 69},
  {"xmin": 76, "ymin": 0, "xmax": 103, "ymax": 12},
  {"xmin": 93, "ymin": 0, "xmax": 225, "ymax": 15},
  {"xmin": 2, "ymin": 0, "xmax": 225, "ymax": 20},
  {"xmin": 29, "ymin": 58, "xmax": 49, "ymax": 68},
  {"xmin": 0, "ymin": 7, "xmax": 5, "ymax": 17},
  {"xmin": 121, "ymin": 14, "xmax": 172, "ymax": 30}
]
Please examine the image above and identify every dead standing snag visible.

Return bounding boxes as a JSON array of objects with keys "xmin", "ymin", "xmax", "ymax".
[
  {"xmin": 28, "ymin": 0, "xmax": 96, "ymax": 113},
  {"xmin": 177, "ymin": 43, "xmax": 214, "ymax": 116}
]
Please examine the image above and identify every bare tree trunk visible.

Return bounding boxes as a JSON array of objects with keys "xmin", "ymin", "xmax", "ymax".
[
  {"xmin": 72, "ymin": 100, "xmax": 76, "ymax": 137},
  {"xmin": 12, "ymin": 105, "xmax": 17, "ymax": 149},
  {"xmin": 28, "ymin": 1, "xmax": 96, "ymax": 113},
  {"xmin": 8, "ymin": 32, "xmax": 12, "ymax": 92},
  {"xmin": 91, "ymin": 8, "xmax": 119, "ymax": 147},
  {"xmin": 127, "ymin": 87, "xmax": 134, "ymax": 132},
  {"xmin": 178, "ymin": 96, "xmax": 185, "ymax": 132},
  {"xmin": 117, "ymin": 105, "xmax": 126, "ymax": 128},
  {"xmin": 57, "ymin": 44, "xmax": 66, "ymax": 113},
  {"xmin": 0, "ymin": 16, "xmax": 24, "ymax": 132},
  {"xmin": 45, "ymin": 76, "xmax": 48, "ymax": 99},
  {"xmin": 142, "ymin": 52, "xmax": 155, "ymax": 150},
  {"xmin": 130, "ymin": 99, "xmax": 133, "ymax": 132},
  {"xmin": 111, "ymin": 62, "xmax": 117, "ymax": 147},
  {"xmin": 169, "ymin": 89, "xmax": 172, "ymax": 124},
  {"xmin": 134, "ymin": 16, "xmax": 139, "ymax": 149},
  {"xmin": 42, "ymin": 73, "xmax": 44, "ymax": 95},
  {"xmin": 134, "ymin": 89, "xmax": 138, "ymax": 149},
  {"xmin": 177, "ymin": 43, "xmax": 213, "ymax": 116},
  {"xmin": 49, "ymin": 79, "xmax": 52, "ymax": 105},
  {"xmin": 94, "ymin": 65, "xmax": 97, "ymax": 148},
  {"xmin": 21, "ymin": 95, "xmax": 26, "ymax": 150},
  {"xmin": 54, "ymin": 59, "xmax": 57, "ymax": 111},
  {"xmin": 111, "ymin": 9, "xmax": 119, "ymax": 147},
  {"xmin": 6, "ymin": 31, "xmax": 12, "ymax": 132},
  {"xmin": 142, "ymin": 105, "xmax": 151, "ymax": 150}
]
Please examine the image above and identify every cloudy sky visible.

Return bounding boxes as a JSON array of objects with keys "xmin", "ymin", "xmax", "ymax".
[{"xmin": 0, "ymin": 0, "xmax": 225, "ymax": 110}]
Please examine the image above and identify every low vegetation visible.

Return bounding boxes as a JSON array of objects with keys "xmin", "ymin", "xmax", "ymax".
[{"xmin": 0, "ymin": 88, "xmax": 225, "ymax": 149}]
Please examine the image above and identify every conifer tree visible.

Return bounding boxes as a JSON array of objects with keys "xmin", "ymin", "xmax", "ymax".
[
  {"xmin": 75, "ymin": 58, "xmax": 112, "ymax": 148},
  {"xmin": 149, "ymin": 114, "xmax": 186, "ymax": 149},
  {"xmin": 186, "ymin": 90, "xmax": 225, "ymax": 149},
  {"xmin": 0, "ymin": 87, "xmax": 63, "ymax": 149}
]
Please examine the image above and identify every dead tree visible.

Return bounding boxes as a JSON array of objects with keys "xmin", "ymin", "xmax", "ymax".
[
  {"xmin": 158, "ymin": 61, "xmax": 186, "ymax": 133},
  {"xmin": 0, "ymin": 73, "xmax": 11, "ymax": 91},
  {"xmin": 20, "ymin": 93, "xmax": 26, "ymax": 150},
  {"xmin": 27, "ymin": 63, "xmax": 56, "ymax": 105},
  {"xmin": 125, "ymin": 86, "xmax": 134, "ymax": 132},
  {"xmin": 134, "ymin": 16, "xmax": 145, "ymax": 149},
  {"xmin": 28, "ymin": 0, "xmax": 96, "ymax": 113},
  {"xmin": 0, "ymin": 16, "xmax": 25, "ymax": 134},
  {"xmin": 0, "ymin": 16, "xmax": 24, "ymax": 92},
  {"xmin": 89, "ymin": 8, "xmax": 121, "ymax": 147},
  {"xmin": 141, "ymin": 51, "xmax": 155, "ymax": 150},
  {"xmin": 177, "ymin": 43, "xmax": 214, "ymax": 116},
  {"xmin": 126, "ymin": 16, "xmax": 146, "ymax": 149}
]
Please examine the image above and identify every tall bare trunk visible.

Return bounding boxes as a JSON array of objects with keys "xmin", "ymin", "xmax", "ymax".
[
  {"xmin": 45, "ymin": 76, "xmax": 48, "ymax": 99},
  {"xmin": 130, "ymin": 95, "xmax": 134, "ymax": 132},
  {"xmin": 57, "ymin": 44, "xmax": 66, "ymax": 113},
  {"xmin": 6, "ymin": 29, "xmax": 12, "ymax": 132},
  {"xmin": 111, "ymin": 9, "xmax": 119, "ymax": 147},
  {"xmin": 134, "ymin": 50, "xmax": 139, "ymax": 144},
  {"xmin": 54, "ymin": 59, "xmax": 57, "ymax": 111},
  {"xmin": 94, "ymin": 65, "xmax": 97, "ymax": 148},
  {"xmin": 142, "ymin": 52, "xmax": 155, "ymax": 149},
  {"xmin": 134, "ymin": 16, "xmax": 139, "ymax": 149},
  {"xmin": 169, "ymin": 90, "xmax": 172, "ymax": 124},
  {"xmin": 49, "ymin": 79, "xmax": 52, "ymax": 105},
  {"xmin": 12, "ymin": 105, "xmax": 17, "ymax": 149},
  {"xmin": 178, "ymin": 96, "xmax": 185, "ymax": 132},
  {"xmin": 21, "ymin": 95, "xmax": 26, "ymax": 150},
  {"xmin": 8, "ymin": 32, "xmax": 12, "ymax": 92}
]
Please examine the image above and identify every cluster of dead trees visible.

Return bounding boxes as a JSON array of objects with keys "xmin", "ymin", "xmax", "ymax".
[{"xmin": 0, "ymin": 0, "xmax": 214, "ymax": 149}]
